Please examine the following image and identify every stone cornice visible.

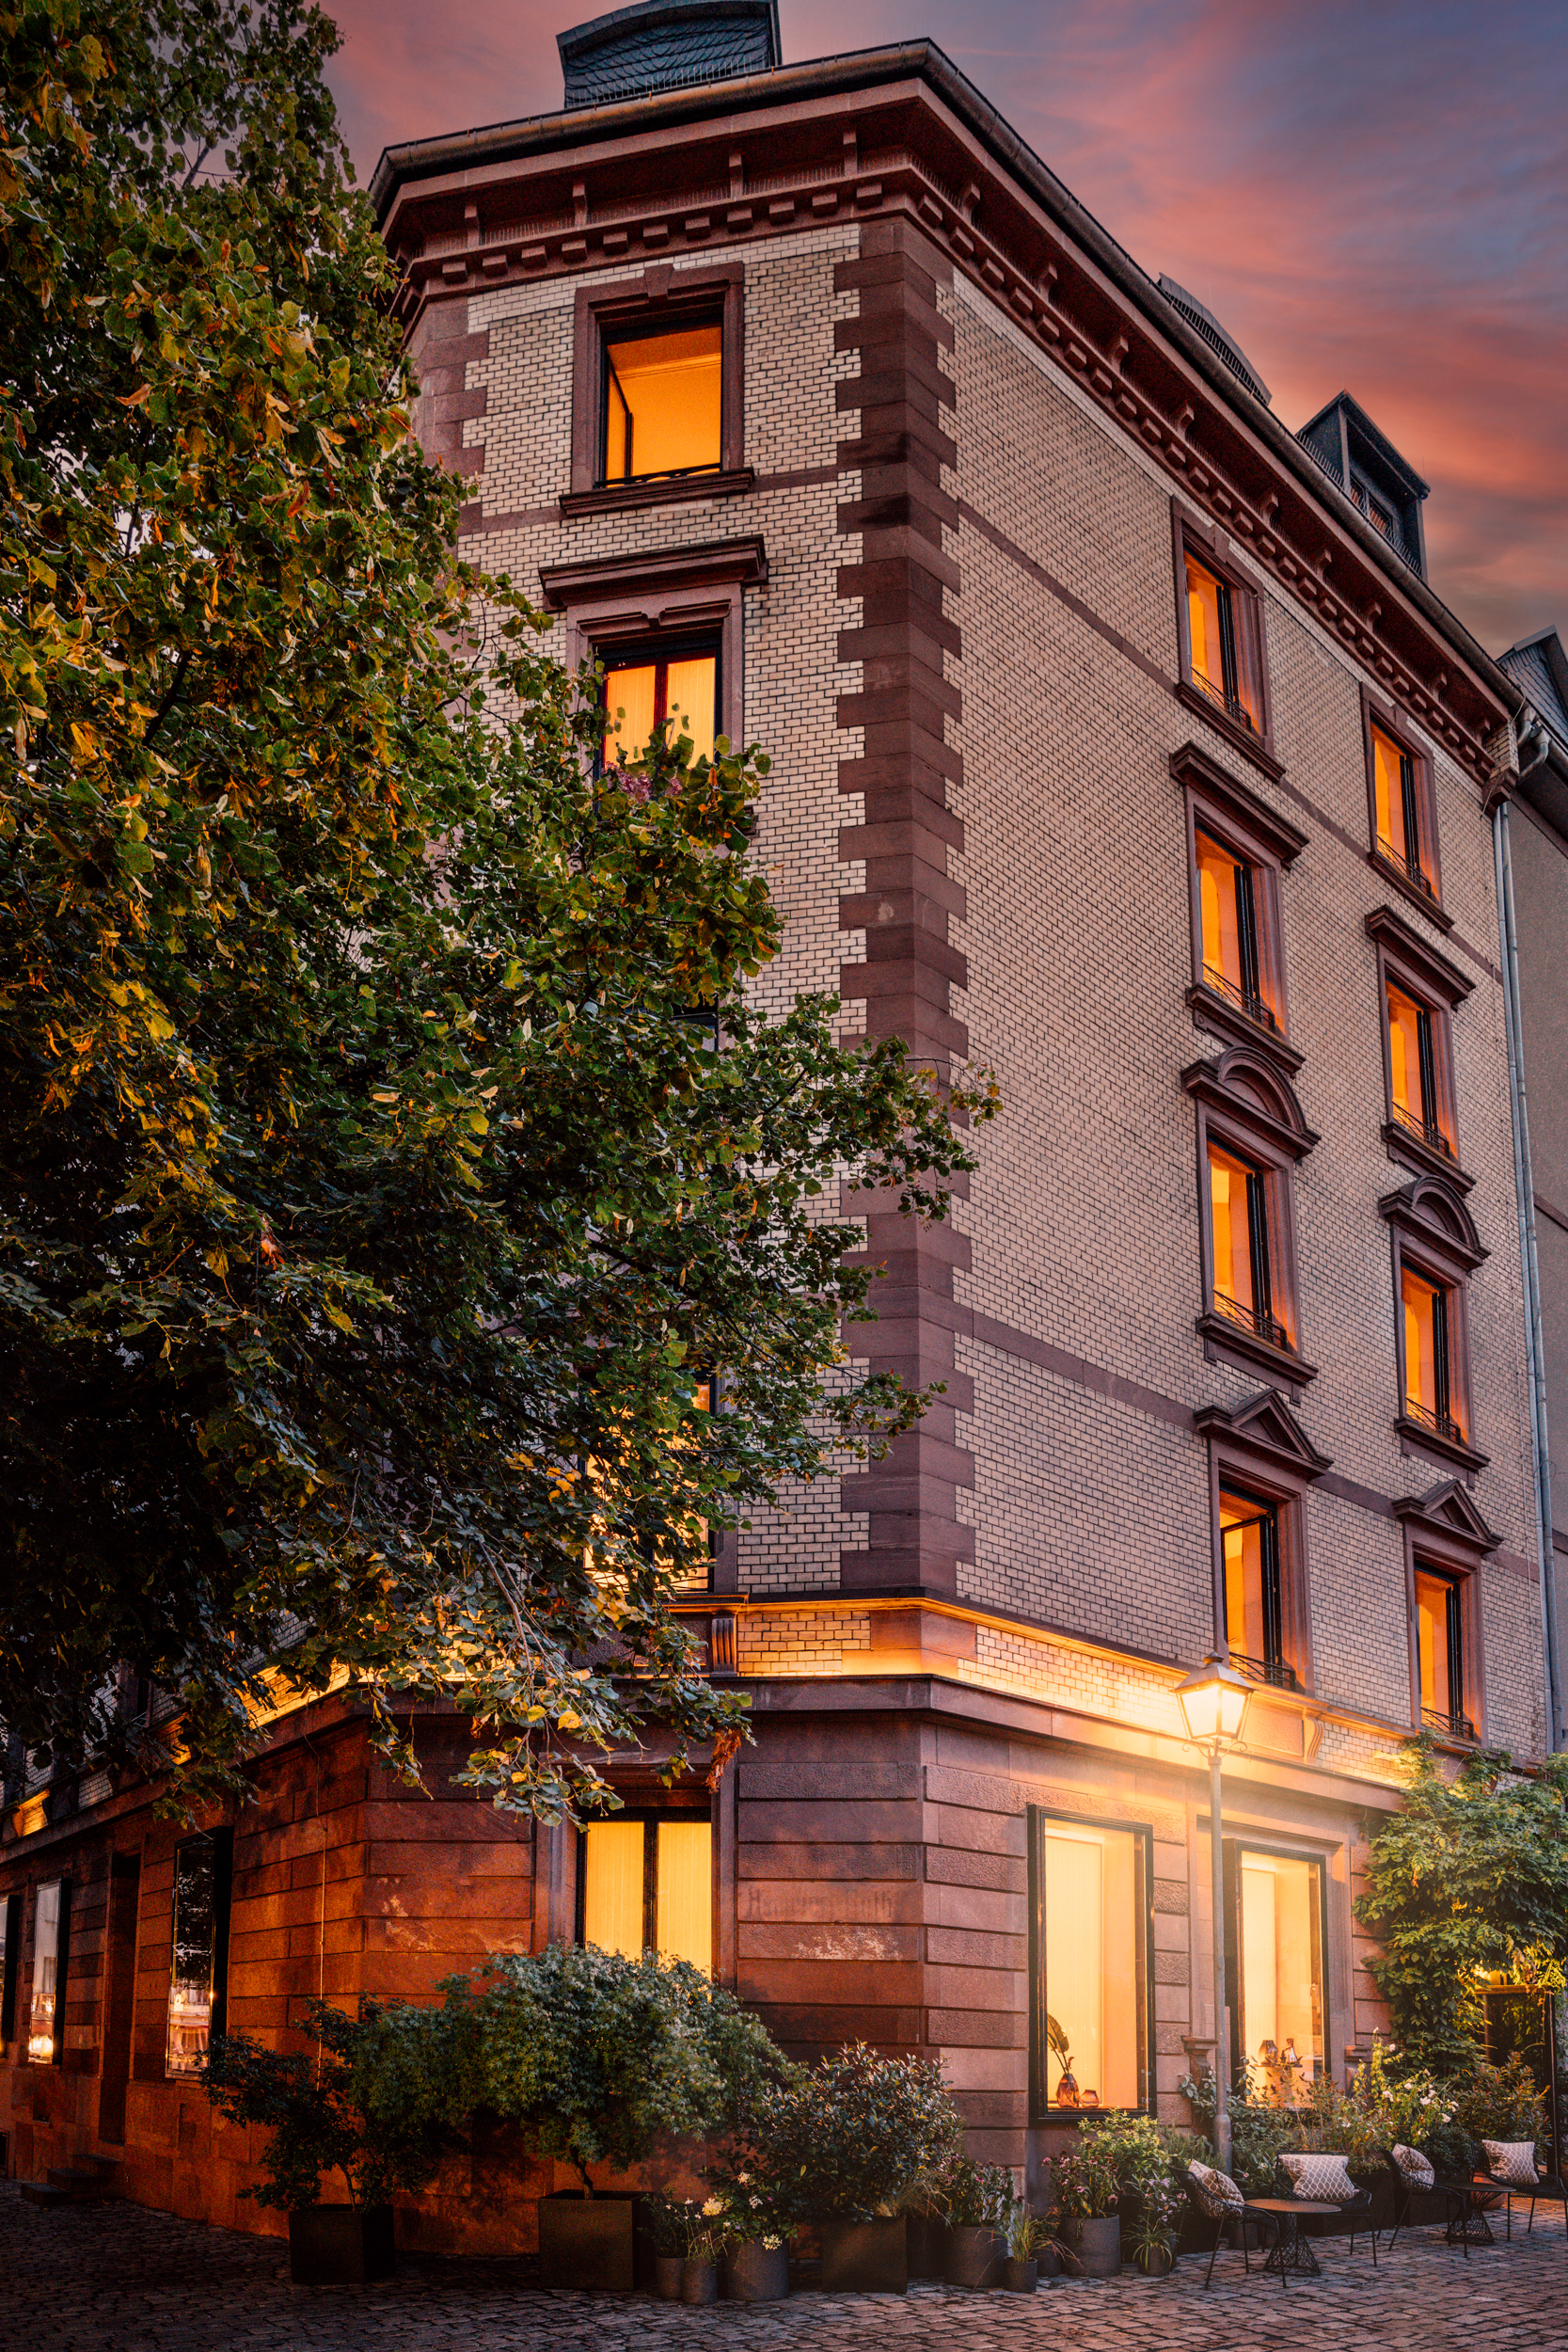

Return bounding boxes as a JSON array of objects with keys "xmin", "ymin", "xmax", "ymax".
[{"xmin": 379, "ymin": 46, "xmax": 1514, "ymax": 786}]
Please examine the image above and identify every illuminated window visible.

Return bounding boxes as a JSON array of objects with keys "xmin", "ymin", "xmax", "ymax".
[
  {"xmin": 601, "ymin": 643, "xmax": 718, "ymax": 770},
  {"xmin": 1178, "ymin": 744, "xmax": 1303, "ymax": 1058},
  {"xmin": 27, "ymin": 1880, "xmax": 69, "ymax": 2065},
  {"xmin": 165, "ymin": 1831, "xmax": 232, "ymax": 2079},
  {"xmin": 1233, "ymin": 1850, "xmax": 1324, "ymax": 2094},
  {"xmin": 1364, "ymin": 703, "xmax": 1440, "ymax": 910},
  {"xmin": 601, "ymin": 320, "xmax": 722, "ymax": 485},
  {"xmin": 1415, "ymin": 1566, "xmax": 1473, "ymax": 1738},
  {"xmin": 579, "ymin": 1812, "xmax": 712, "ymax": 1975},
  {"xmin": 1184, "ymin": 551, "xmax": 1263, "ymax": 735},
  {"xmin": 1195, "ymin": 829, "xmax": 1276, "ymax": 1030},
  {"xmin": 1386, "ymin": 980, "xmax": 1450, "ymax": 1156},
  {"xmin": 1032, "ymin": 1811, "xmax": 1149, "ymax": 2116},
  {"xmin": 1221, "ymin": 1487, "xmax": 1292, "ymax": 1687},
  {"xmin": 1402, "ymin": 1265, "xmax": 1462, "ymax": 1445},
  {"xmin": 1368, "ymin": 908, "xmax": 1468, "ymax": 1180},
  {"xmin": 1208, "ymin": 1141, "xmax": 1284, "ymax": 1348}
]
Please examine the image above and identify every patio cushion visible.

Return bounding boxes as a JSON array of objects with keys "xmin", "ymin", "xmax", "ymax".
[
  {"xmin": 1483, "ymin": 2139, "xmax": 1540, "ymax": 2187},
  {"xmin": 1391, "ymin": 2144, "xmax": 1435, "ymax": 2189},
  {"xmin": 1186, "ymin": 2160, "xmax": 1245, "ymax": 2217},
  {"xmin": 1279, "ymin": 2152, "xmax": 1358, "ymax": 2204}
]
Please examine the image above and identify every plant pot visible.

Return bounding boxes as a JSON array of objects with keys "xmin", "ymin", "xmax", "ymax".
[
  {"xmin": 679, "ymin": 2258, "xmax": 718, "ymax": 2304},
  {"xmin": 906, "ymin": 2209, "xmax": 950, "ymax": 2278},
  {"xmin": 1074, "ymin": 2214, "xmax": 1121, "ymax": 2278},
  {"xmin": 287, "ymin": 2204, "xmax": 395, "ymax": 2287},
  {"xmin": 1003, "ymin": 2256, "xmax": 1037, "ymax": 2293},
  {"xmin": 1035, "ymin": 2241, "xmax": 1062, "ymax": 2279},
  {"xmin": 654, "ymin": 2254, "xmax": 682, "ymax": 2301},
  {"xmin": 721, "ymin": 2240, "xmax": 790, "ymax": 2302},
  {"xmin": 945, "ymin": 2223, "xmax": 1006, "ymax": 2289},
  {"xmin": 819, "ymin": 2215, "xmax": 908, "ymax": 2294},
  {"xmin": 1135, "ymin": 2241, "xmax": 1175, "ymax": 2277},
  {"xmin": 537, "ymin": 2192, "xmax": 637, "ymax": 2294}
]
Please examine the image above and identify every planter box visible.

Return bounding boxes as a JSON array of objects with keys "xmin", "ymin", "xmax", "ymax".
[
  {"xmin": 1003, "ymin": 2255, "xmax": 1037, "ymax": 2294},
  {"xmin": 945, "ymin": 2223, "xmax": 1006, "ymax": 2289},
  {"xmin": 721, "ymin": 2240, "xmax": 790, "ymax": 2302},
  {"xmin": 654, "ymin": 2253, "xmax": 682, "ymax": 2301},
  {"xmin": 679, "ymin": 2258, "xmax": 717, "ymax": 2304},
  {"xmin": 906, "ymin": 2209, "xmax": 950, "ymax": 2278},
  {"xmin": 537, "ymin": 2193, "xmax": 640, "ymax": 2293},
  {"xmin": 288, "ymin": 2205, "xmax": 395, "ymax": 2287},
  {"xmin": 820, "ymin": 2216, "xmax": 908, "ymax": 2294},
  {"xmin": 1075, "ymin": 2214, "xmax": 1121, "ymax": 2278}
]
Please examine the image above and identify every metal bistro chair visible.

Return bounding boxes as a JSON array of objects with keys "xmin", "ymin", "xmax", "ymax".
[
  {"xmin": 1386, "ymin": 2145, "xmax": 1492, "ymax": 2258},
  {"xmin": 1277, "ymin": 2152, "xmax": 1380, "ymax": 2267},
  {"xmin": 1184, "ymin": 2162, "xmax": 1282, "ymax": 2288},
  {"xmin": 1480, "ymin": 2139, "xmax": 1568, "ymax": 2247}
]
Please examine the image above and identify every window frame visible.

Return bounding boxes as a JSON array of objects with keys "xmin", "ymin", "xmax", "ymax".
[
  {"xmin": 1382, "ymin": 1176, "xmax": 1488, "ymax": 1473},
  {"xmin": 164, "ymin": 1827, "xmax": 233, "ymax": 2082},
  {"xmin": 575, "ymin": 1804, "xmax": 715, "ymax": 1973},
  {"xmin": 1395, "ymin": 1480, "xmax": 1497, "ymax": 1746},
  {"xmin": 1360, "ymin": 688, "xmax": 1448, "ymax": 929},
  {"xmin": 1366, "ymin": 906, "xmax": 1472, "ymax": 1188},
  {"xmin": 1223, "ymin": 1837, "xmax": 1331, "ymax": 2090},
  {"xmin": 27, "ymin": 1876, "xmax": 71, "ymax": 2068},
  {"xmin": 1171, "ymin": 507, "xmax": 1281, "ymax": 779},
  {"xmin": 567, "ymin": 262, "xmax": 748, "ymax": 515},
  {"xmin": 1175, "ymin": 742, "xmax": 1305, "ymax": 1066},
  {"xmin": 0, "ymin": 1888, "xmax": 20, "ymax": 2046},
  {"xmin": 1027, "ymin": 1804, "xmax": 1154, "ymax": 2123},
  {"xmin": 597, "ymin": 628, "xmax": 722, "ymax": 774},
  {"xmin": 1185, "ymin": 1047, "xmax": 1318, "ymax": 1386},
  {"xmin": 1198, "ymin": 1391, "xmax": 1329, "ymax": 1699}
]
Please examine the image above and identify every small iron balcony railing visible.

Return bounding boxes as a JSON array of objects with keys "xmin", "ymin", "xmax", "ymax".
[
  {"xmin": 1391, "ymin": 1100, "xmax": 1454, "ymax": 1158},
  {"xmin": 1375, "ymin": 836, "xmax": 1438, "ymax": 901},
  {"xmin": 1403, "ymin": 1394, "xmax": 1465, "ymax": 1447},
  {"xmin": 1232, "ymin": 1652, "xmax": 1301, "ymax": 1692},
  {"xmin": 1423, "ymin": 1704, "xmax": 1477, "ymax": 1741},
  {"xmin": 1201, "ymin": 962, "xmax": 1279, "ymax": 1033},
  {"xmin": 1213, "ymin": 1290, "xmax": 1291, "ymax": 1351},
  {"xmin": 1191, "ymin": 669, "xmax": 1259, "ymax": 736}
]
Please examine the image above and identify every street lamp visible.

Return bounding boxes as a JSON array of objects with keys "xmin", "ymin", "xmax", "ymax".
[{"xmin": 1175, "ymin": 1654, "xmax": 1253, "ymax": 2174}]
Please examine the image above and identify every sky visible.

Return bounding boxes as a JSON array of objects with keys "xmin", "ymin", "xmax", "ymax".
[{"xmin": 323, "ymin": 0, "xmax": 1568, "ymax": 660}]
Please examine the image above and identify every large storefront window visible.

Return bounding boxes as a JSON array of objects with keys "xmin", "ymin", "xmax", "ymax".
[
  {"xmin": 28, "ymin": 1880, "xmax": 70, "ymax": 2064},
  {"xmin": 579, "ymin": 1813, "xmax": 712, "ymax": 1975},
  {"xmin": 166, "ymin": 1830, "xmax": 233, "ymax": 2077},
  {"xmin": 1031, "ymin": 1810, "xmax": 1150, "ymax": 2116},
  {"xmin": 1231, "ymin": 1847, "xmax": 1324, "ymax": 2099}
]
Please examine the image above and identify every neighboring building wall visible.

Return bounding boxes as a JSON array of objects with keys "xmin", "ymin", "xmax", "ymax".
[{"xmin": 1509, "ymin": 797, "xmax": 1568, "ymax": 1549}]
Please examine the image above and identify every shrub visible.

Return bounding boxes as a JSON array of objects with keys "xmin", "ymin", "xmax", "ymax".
[
  {"xmin": 465, "ymin": 1943, "xmax": 793, "ymax": 2192},
  {"xmin": 730, "ymin": 2044, "xmax": 964, "ymax": 2222},
  {"xmin": 942, "ymin": 2158, "xmax": 1017, "ymax": 2229},
  {"xmin": 1451, "ymin": 2055, "xmax": 1545, "ymax": 2158},
  {"xmin": 1048, "ymin": 2134, "xmax": 1121, "ymax": 2221},
  {"xmin": 1178, "ymin": 2062, "xmax": 1305, "ymax": 2196},
  {"xmin": 199, "ymin": 1997, "xmax": 472, "ymax": 2212}
]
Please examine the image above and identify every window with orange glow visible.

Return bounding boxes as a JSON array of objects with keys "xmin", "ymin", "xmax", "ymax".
[
  {"xmin": 601, "ymin": 646, "xmax": 717, "ymax": 770},
  {"xmin": 1196, "ymin": 830, "xmax": 1270, "ymax": 1025},
  {"xmin": 1414, "ymin": 1566, "xmax": 1468, "ymax": 1735},
  {"xmin": 1185, "ymin": 554, "xmax": 1261, "ymax": 733},
  {"xmin": 1208, "ymin": 1141, "xmax": 1283, "ymax": 1345},
  {"xmin": 602, "ymin": 320, "xmax": 722, "ymax": 484},
  {"xmin": 1386, "ymin": 980, "xmax": 1448, "ymax": 1152},
  {"xmin": 579, "ymin": 1813, "xmax": 712, "ymax": 1973},
  {"xmin": 1370, "ymin": 722, "xmax": 1433, "ymax": 896},
  {"xmin": 1221, "ymin": 1487, "xmax": 1287, "ymax": 1684},
  {"xmin": 1402, "ymin": 1264, "xmax": 1460, "ymax": 1441}
]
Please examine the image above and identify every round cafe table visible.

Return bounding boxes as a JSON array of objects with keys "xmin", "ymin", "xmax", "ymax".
[{"xmin": 1242, "ymin": 2197, "xmax": 1343, "ymax": 2280}]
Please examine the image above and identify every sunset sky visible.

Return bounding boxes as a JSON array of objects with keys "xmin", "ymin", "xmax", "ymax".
[{"xmin": 325, "ymin": 0, "xmax": 1568, "ymax": 660}]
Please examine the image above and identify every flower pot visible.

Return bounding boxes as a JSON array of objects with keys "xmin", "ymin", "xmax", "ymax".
[
  {"xmin": 945, "ymin": 2223, "xmax": 1006, "ymax": 2289},
  {"xmin": 1003, "ymin": 2256, "xmax": 1037, "ymax": 2294},
  {"xmin": 819, "ymin": 2215, "xmax": 909, "ymax": 2294},
  {"xmin": 679, "ymin": 2258, "xmax": 718, "ymax": 2304},
  {"xmin": 1135, "ymin": 2241, "xmax": 1175, "ymax": 2277},
  {"xmin": 1074, "ymin": 2214, "xmax": 1121, "ymax": 2278},
  {"xmin": 654, "ymin": 2254, "xmax": 682, "ymax": 2301},
  {"xmin": 906, "ymin": 2209, "xmax": 950, "ymax": 2278},
  {"xmin": 537, "ymin": 2192, "xmax": 638, "ymax": 2294},
  {"xmin": 287, "ymin": 2204, "xmax": 395, "ymax": 2287},
  {"xmin": 721, "ymin": 2240, "xmax": 790, "ymax": 2302},
  {"xmin": 1035, "ymin": 2241, "xmax": 1062, "ymax": 2279}
]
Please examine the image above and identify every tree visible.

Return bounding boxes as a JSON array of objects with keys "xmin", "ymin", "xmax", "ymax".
[
  {"xmin": 0, "ymin": 0, "xmax": 990, "ymax": 1816},
  {"xmin": 1354, "ymin": 1737, "xmax": 1568, "ymax": 2072}
]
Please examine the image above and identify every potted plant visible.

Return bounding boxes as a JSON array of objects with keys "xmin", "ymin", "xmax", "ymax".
[
  {"xmin": 466, "ymin": 1943, "xmax": 792, "ymax": 2292},
  {"xmin": 199, "ymin": 1999, "xmax": 467, "ymax": 2285},
  {"xmin": 1048, "ymin": 2134, "xmax": 1122, "ymax": 2277},
  {"xmin": 734, "ymin": 2043, "xmax": 964, "ymax": 2294},
  {"xmin": 711, "ymin": 2171, "xmax": 792, "ymax": 2302},
  {"xmin": 1003, "ymin": 2203, "xmax": 1047, "ymax": 2293},
  {"xmin": 942, "ymin": 2159, "xmax": 1014, "ymax": 2288},
  {"xmin": 1078, "ymin": 2111, "xmax": 1186, "ymax": 2276},
  {"xmin": 645, "ymin": 2196, "xmax": 687, "ymax": 2301}
]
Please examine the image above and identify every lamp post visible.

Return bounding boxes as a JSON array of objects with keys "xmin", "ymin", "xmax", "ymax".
[{"xmin": 1175, "ymin": 1654, "xmax": 1253, "ymax": 2175}]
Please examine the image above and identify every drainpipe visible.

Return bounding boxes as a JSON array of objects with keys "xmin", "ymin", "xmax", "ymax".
[{"xmin": 1493, "ymin": 723, "xmax": 1561, "ymax": 1749}]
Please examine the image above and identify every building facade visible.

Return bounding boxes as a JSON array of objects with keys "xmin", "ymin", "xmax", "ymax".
[{"xmin": 1, "ymin": 15, "xmax": 1559, "ymax": 2246}]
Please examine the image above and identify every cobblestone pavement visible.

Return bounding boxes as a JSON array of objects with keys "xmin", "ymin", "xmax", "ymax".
[{"xmin": 6, "ymin": 2184, "xmax": 1565, "ymax": 2351}]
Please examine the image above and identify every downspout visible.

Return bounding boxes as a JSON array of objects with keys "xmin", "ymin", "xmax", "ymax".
[{"xmin": 1493, "ymin": 719, "xmax": 1561, "ymax": 1748}]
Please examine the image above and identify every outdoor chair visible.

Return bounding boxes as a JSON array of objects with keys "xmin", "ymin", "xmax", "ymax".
[
  {"xmin": 1386, "ymin": 2145, "xmax": 1492, "ymax": 2258},
  {"xmin": 1184, "ymin": 2161, "xmax": 1281, "ymax": 2288},
  {"xmin": 1277, "ymin": 2152, "xmax": 1379, "ymax": 2265},
  {"xmin": 1480, "ymin": 2140, "xmax": 1568, "ymax": 2244}
]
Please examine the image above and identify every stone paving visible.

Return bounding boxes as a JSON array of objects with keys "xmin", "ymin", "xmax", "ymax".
[{"xmin": 6, "ymin": 2183, "xmax": 1566, "ymax": 2351}]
